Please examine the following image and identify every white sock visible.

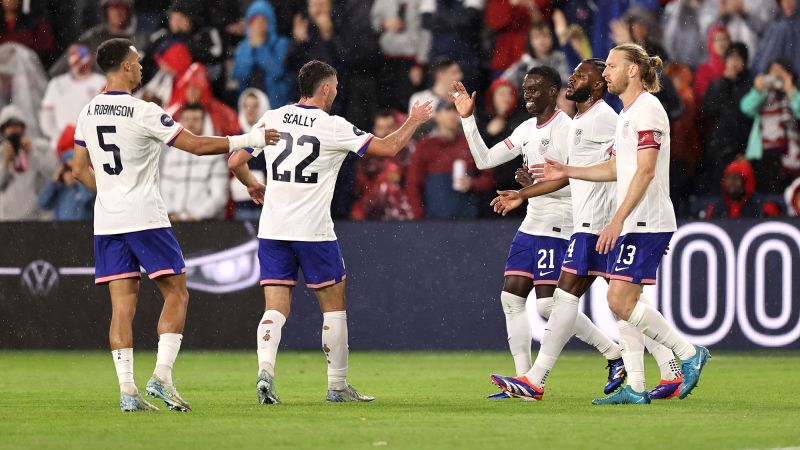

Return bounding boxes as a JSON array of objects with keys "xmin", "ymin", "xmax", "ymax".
[
  {"xmin": 524, "ymin": 289, "xmax": 580, "ymax": 388},
  {"xmin": 628, "ymin": 302, "xmax": 696, "ymax": 360},
  {"xmin": 617, "ymin": 320, "xmax": 646, "ymax": 393},
  {"xmin": 540, "ymin": 291, "xmax": 622, "ymax": 361},
  {"xmin": 257, "ymin": 310, "xmax": 286, "ymax": 376},
  {"xmin": 637, "ymin": 293, "xmax": 681, "ymax": 380},
  {"xmin": 112, "ymin": 348, "xmax": 137, "ymax": 395},
  {"xmin": 154, "ymin": 333, "xmax": 182, "ymax": 385},
  {"xmin": 322, "ymin": 311, "xmax": 348, "ymax": 390},
  {"xmin": 501, "ymin": 291, "xmax": 532, "ymax": 376}
]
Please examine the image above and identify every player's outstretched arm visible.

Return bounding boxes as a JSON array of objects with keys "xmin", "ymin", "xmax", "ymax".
[
  {"xmin": 530, "ymin": 155, "xmax": 617, "ymax": 182},
  {"xmin": 71, "ymin": 145, "xmax": 96, "ymax": 192},
  {"xmin": 453, "ymin": 81, "xmax": 518, "ymax": 170},
  {"xmin": 227, "ymin": 149, "xmax": 265, "ymax": 204},
  {"xmin": 490, "ymin": 178, "xmax": 569, "ymax": 216},
  {"xmin": 367, "ymin": 100, "xmax": 433, "ymax": 157},
  {"xmin": 173, "ymin": 127, "xmax": 280, "ymax": 156},
  {"xmin": 596, "ymin": 149, "xmax": 656, "ymax": 254}
]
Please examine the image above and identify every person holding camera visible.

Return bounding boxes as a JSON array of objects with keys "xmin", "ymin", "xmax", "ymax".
[
  {"xmin": 740, "ymin": 58, "xmax": 800, "ymax": 193},
  {"xmin": 36, "ymin": 127, "xmax": 94, "ymax": 221},
  {"xmin": 0, "ymin": 105, "xmax": 56, "ymax": 221}
]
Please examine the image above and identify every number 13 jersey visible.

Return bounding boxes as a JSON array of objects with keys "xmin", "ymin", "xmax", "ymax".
[
  {"xmin": 249, "ymin": 104, "xmax": 374, "ymax": 241},
  {"xmin": 74, "ymin": 92, "xmax": 184, "ymax": 235}
]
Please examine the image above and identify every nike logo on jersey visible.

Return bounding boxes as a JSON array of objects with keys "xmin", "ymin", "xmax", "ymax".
[
  {"xmin": 614, "ymin": 266, "xmax": 630, "ymax": 272},
  {"xmin": 539, "ymin": 271, "xmax": 554, "ymax": 276},
  {"xmin": 562, "ymin": 260, "xmax": 572, "ymax": 264}
]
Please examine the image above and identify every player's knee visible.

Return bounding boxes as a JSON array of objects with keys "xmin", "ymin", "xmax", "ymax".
[
  {"xmin": 536, "ymin": 296, "xmax": 553, "ymax": 318},
  {"xmin": 500, "ymin": 291, "xmax": 526, "ymax": 315}
]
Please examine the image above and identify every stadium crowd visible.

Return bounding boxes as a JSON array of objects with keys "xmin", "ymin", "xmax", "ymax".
[{"xmin": 1, "ymin": 0, "xmax": 799, "ymax": 221}]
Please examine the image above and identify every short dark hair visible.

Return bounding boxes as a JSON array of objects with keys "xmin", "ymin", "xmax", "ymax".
[
  {"xmin": 526, "ymin": 65, "xmax": 562, "ymax": 89},
  {"xmin": 583, "ymin": 58, "xmax": 608, "ymax": 95},
  {"xmin": 298, "ymin": 60, "xmax": 337, "ymax": 98},
  {"xmin": 429, "ymin": 56, "xmax": 457, "ymax": 77},
  {"xmin": 725, "ymin": 42, "xmax": 749, "ymax": 65},
  {"xmin": 769, "ymin": 57, "xmax": 797, "ymax": 84},
  {"xmin": 96, "ymin": 38, "xmax": 135, "ymax": 73},
  {"xmin": 181, "ymin": 103, "xmax": 205, "ymax": 117}
]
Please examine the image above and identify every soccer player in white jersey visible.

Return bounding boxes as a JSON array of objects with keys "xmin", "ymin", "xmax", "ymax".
[
  {"xmin": 527, "ymin": 44, "xmax": 710, "ymax": 404},
  {"xmin": 452, "ymin": 66, "xmax": 627, "ymax": 400},
  {"xmin": 489, "ymin": 59, "xmax": 684, "ymax": 401},
  {"xmin": 71, "ymin": 38, "xmax": 279, "ymax": 412},
  {"xmin": 227, "ymin": 60, "xmax": 433, "ymax": 404}
]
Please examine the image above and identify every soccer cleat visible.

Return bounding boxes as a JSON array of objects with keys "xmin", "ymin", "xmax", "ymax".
[
  {"xmin": 486, "ymin": 391, "xmax": 512, "ymax": 399},
  {"xmin": 679, "ymin": 345, "xmax": 710, "ymax": 399},
  {"xmin": 256, "ymin": 370, "xmax": 280, "ymax": 405},
  {"xmin": 604, "ymin": 358, "xmax": 627, "ymax": 394},
  {"xmin": 120, "ymin": 392, "xmax": 159, "ymax": 412},
  {"xmin": 592, "ymin": 385, "xmax": 651, "ymax": 405},
  {"xmin": 326, "ymin": 384, "xmax": 375, "ymax": 402},
  {"xmin": 489, "ymin": 374, "xmax": 544, "ymax": 401},
  {"xmin": 648, "ymin": 377, "xmax": 682, "ymax": 400},
  {"xmin": 145, "ymin": 376, "xmax": 192, "ymax": 412}
]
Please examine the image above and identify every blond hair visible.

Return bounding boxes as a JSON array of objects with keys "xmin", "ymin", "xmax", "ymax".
[{"xmin": 611, "ymin": 43, "xmax": 662, "ymax": 93}]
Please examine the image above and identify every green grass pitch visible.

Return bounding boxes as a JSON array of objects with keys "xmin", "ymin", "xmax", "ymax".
[{"xmin": 1, "ymin": 350, "xmax": 799, "ymax": 449}]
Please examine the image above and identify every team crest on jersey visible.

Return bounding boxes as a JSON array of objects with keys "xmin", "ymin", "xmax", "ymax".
[
  {"xmin": 161, "ymin": 114, "xmax": 175, "ymax": 127},
  {"xmin": 539, "ymin": 138, "xmax": 550, "ymax": 154},
  {"xmin": 622, "ymin": 120, "xmax": 630, "ymax": 138},
  {"xmin": 574, "ymin": 129, "xmax": 582, "ymax": 145},
  {"xmin": 653, "ymin": 131, "xmax": 662, "ymax": 143},
  {"xmin": 353, "ymin": 126, "xmax": 366, "ymax": 136}
]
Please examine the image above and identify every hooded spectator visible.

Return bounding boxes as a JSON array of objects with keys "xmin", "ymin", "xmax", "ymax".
[
  {"xmin": 692, "ymin": 23, "xmax": 731, "ymax": 105},
  {"xmin": 0, "ymin": 0, "xmax": 55, "ymax": 66},
  {"xmin": 716, "ymin": 0, "xmax": 777, "ymax": 56},
  {"xmin": 703, "ymin": 159, "xmax": 782, "ymax": 218},
  {"xmin": 139, "ymin": 40, "xmax": 193, "ymax": 106},
  {"xmin": 237, "ymin": 88, "xmax": 270, "ymax": 132},
  {"xmin": 168, "ymin": 63, "xmax": 240, "ymax": 136},
  {"xmin": 750, "ymin": 0, "xmax": 800, "ymax": 75},
  {"xmin": 232, "ymin": 1, "xmax": 291, "ymax": 108},
  {"xmin": 0, "ymin": 43, "xmax": 49, "ymax": 139},
  {"xmin": 39, "ymin": 45, "xmax": 106, "ymax": 150},
  {"xmin": 36, "ymin": 131, "xmax": 94, "ymax": 221},
  {"xmin": 0, "ymin": 104, "xmax": 56, "ymax": 220},
  {"xmin": 231, "ymin": 88, "xmax": 271, "ymax": 220}
]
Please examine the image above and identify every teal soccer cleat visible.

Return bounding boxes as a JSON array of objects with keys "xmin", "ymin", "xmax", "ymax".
[
  {"xmin": 679, "ymin": 345, "xmax": 710, "ymax": 399},
  {"xmin": 592, "ymin": 385, "xmax": 651, "ymax": 405},
  {"xmin": 146, "ymin": 376, "xmax": 192, "ymax": 412}
]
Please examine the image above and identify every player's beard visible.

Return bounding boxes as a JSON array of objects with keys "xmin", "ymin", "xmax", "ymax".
[
  {"xmin": 566, "ymin": 86, "xmax": 591, "ymax": 103},
  {"xmin": 607, "ymin": 76, "xmax": 627, "ymax": 95}
]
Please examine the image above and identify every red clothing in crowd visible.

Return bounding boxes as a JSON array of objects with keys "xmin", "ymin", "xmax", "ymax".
[
  {"xmin": 692, "ymin": 23, "xmax": 730, "ymax": 105},
  {"xmin": 167, "ymin": 63, "xmax": 240, "ymax": 136},
  {"xmin": 0, "ymin": 14, "xmax": 54, "ymax": 59},
  {"xmin": 485, "ymin": 0, "xmax": 549, "ymax": 72}
]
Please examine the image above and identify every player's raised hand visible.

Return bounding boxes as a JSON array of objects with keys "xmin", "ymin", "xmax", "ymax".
[
  {"xmin": 596, "ymin": 220, "xmax": 623, "ymax": 255},
  {"xmin": 450, "ymin": 81, "xmax": 476, "ymax": 118},
  {"xmin": 490, "ymin": 190, "xmax": 524, "ymax": 216},
  {"xmin": 530, "ymin": 158, "xmax": 568, "ymax": 181},
  {"xmin": 247, "ymin": 180, "xmax": 266, "ymax": 205},
  {"xmin": 409, "ymin": 100, "xmax": 434, "ymax": 124},
  {"xmin": 263, "ymin": 128, "xmax": 281, "ymax": 146}
]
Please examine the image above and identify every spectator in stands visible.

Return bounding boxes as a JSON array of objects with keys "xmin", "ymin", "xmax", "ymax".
[
  {"xmin": 168, "ymin": 63, "xmax": 240, "ymax": 136},
  {"xmin": 485, "ymin": 0, "xmax": 538, "ymax": 77},
  {"xmin": 49, "ymin": 0, "xmax": 148, "ymax": 77},
  {"xmin": 0, "ymin": 0, "xmax": 55, "ymax": 66},
  {"xmin": 371, "ymin": 0, "xmax": 431, "ymax": 111},
  {"xmin": 702, "ymin": 42, "xmax": 752, "ymax": 188},
  {"xmin": 0, "ymin": 43, "xmax": 48, "ymax": 139},
  {"xmin": 37, "ymin": 131, "xmax": 94, "ymax": 221},
  {"xmin": 552, "ymin": 8, "xmax": 593, "ymax": 70},
  {"xmin": 406, "ymin": 102, "xmax": 494, "ymax": 219},
  {"xmin": 39, "ymin": 44, "xmax": 106, "ymax": 151},
  {"xmin": 662, "ymin": 0, "xmax": 719, "ymax": 69},
  {"xmin": 702, "ymin": 159, "xmax": 782, "ymax": 218},
  {"xmin": 750, "ymin": 0, "xmax": 800, "ymax": 75},
  {"xmin": 350, "ymin": 110, "xmax": 415, "ymax": 221},
  {"xmin": 409, "ymin": 57, "xmax": 463, "ymax": 114},
  {"xmin": 716, "ymin": 0, "xmax": 776, "ymax": 56},
  {"xmin": 0, "ymin": 105, "xmax": 56, "ymax": 220},
  {"xmin": 232, "ymin": 1, "xmax": 291, "ymax": 109},
  {"xmin": 741, "ymin": 58, "xmax": 800, "ymax": 193},
  {"xmin": 501, "ymin": 22, "xmax": 570, "ymax": 90},
  {"xmin": 139, "ymin": 40, "xmax": 192, "ymax": 107},
  {"xmin": 665, "ymin": 63, "xmax": 702, "ymax": 217},
  {"xmin": 160, "ymin": 104, "xmax": 228, "ymax": 221},
  {"xmin": 693, "ymin": 24, "xmax": 731, "ymax": 105},
  {"xmin": 231, "ymin": 88, "xmax": 270, "ymax": 221},
  {"xmin": 784, "ymin": 177, "xmax": 800, "ymax": 216},
  {"xmin": 585, "ymin": 0, "xmax": 661, "ymax": 59},
  {"xmin": 624, "ymin": 6, "xmax": 669, "ymax": 62},
  {"xmin": 420, "ymin": 0, "xmax": 484, "ymax": 88}
]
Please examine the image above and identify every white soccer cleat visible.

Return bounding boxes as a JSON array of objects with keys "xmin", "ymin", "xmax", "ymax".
[
  {"xmin": 120, "ymin": 392, "xmax": 159, "ymax": 412},
  {"xmin": 326, "ymin": 384, "xmax": 375, "ymax": 402},
  {"xmin": 257, "ymin": 370, "xmax": 281, "ymax": 404}
]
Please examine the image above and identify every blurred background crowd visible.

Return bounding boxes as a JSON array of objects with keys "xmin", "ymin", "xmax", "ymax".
[{"xmin": 1, "ymin": 0, "xmax": 799, "ymax": 222}]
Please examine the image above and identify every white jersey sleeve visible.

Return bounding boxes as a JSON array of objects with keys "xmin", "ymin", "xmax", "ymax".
[
  {"xmin": 333, "ymin": 116, "xmax": 373, "ymax": 156},
  {"xmin": 139, "ymin": 102, "xmax": 184, "ymax": 146},
  {"xmin": 459, "ymin": 115, "xmax": 524, "ymax": 169}
]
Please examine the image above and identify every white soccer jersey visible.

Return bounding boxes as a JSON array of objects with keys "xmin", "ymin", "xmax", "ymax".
[
  {"xmin": 250, "ymin": 104, "xmax": 373, "ymax": 241},
  {"xmin": 503, "ymin": 110, "xmax": 573, "ymax": 239},
  {"xmin": 568, "ymin": 100, "xmax": 617, "ymax": 234},
  {"xmin": 612, "ymin": 92, "xmax": 677, "ymax": 234},
  {"xmin": 74, "ymin": 92, "xmax": 184, "ymax": 235}
]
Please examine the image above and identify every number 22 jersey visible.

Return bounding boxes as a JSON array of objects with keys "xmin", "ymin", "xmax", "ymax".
[
  {"xmin": 249, "ymin": 104, "xmax": 374, "ymax": 241},
  {"xmin": 74, "ymin": 92, "xmax": 184, "ymax": 235}
]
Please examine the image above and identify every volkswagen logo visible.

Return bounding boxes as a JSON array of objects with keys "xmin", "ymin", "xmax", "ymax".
[{"xmin": 21, "ymin": 260, "xmax": 59, "ymax": 297}]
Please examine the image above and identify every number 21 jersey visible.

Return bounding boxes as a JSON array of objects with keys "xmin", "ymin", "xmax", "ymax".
[
  {"xmin": 74, "ymin": 92, "xmax": 184, "ymax": 235},
  {"xmin": 250, "ymin": 104, "xmax": 373, "ymax": 241}
]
